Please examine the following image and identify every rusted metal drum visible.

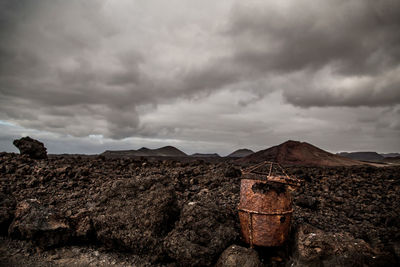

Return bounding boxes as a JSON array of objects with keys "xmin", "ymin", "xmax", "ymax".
[{"xmin": 238, "ymin": 178, "xmax": 293, "ymax": 247}]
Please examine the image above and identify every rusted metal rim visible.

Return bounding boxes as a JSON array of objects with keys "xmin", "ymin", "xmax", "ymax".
[
  {"xmin": 240, "ymin": 161, "xmax": 302, "ymax": 186},
  {"xmin": 238, "ymin": 208, "xmax": 293, "ymax": 215},
  {"xmin": 241, "ymin": 173, "xmax": 301, "ymax": 186}
]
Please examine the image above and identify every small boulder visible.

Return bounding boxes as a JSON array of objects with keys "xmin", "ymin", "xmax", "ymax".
[
  {"xmin": 294, "ymin": 224, "xmax": 378, "ymax": 267},
  {"xmin": 216, "ymin": 245, "xmax": 261, "ymax": 267},
  {"xmin": 164, "ymin": 188, "xmax": 239, "ymax": 266},
  {"xmin": 8, "ymin": 199, "xmax": 71, "ymax": 248},
  {"xmin": 13, "ymin": 136, "xmax": 47, "ymax": 159},
  {"xmin": 92, "ymin": 179, "xmax": 179, "ymax": 261}
]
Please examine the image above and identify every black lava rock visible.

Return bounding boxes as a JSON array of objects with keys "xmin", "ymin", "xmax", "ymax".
[{"xmin": 13, "ymin": 137, "xmax": 47, "ymax": 159}]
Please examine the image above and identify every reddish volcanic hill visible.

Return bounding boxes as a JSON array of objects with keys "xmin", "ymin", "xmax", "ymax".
[{"xmin": 238, "ymin": 140, "xmax": 366, "ymax": 166}]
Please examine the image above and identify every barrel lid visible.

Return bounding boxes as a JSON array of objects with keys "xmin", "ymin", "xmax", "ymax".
[{"xmin": 240, "ymin": 161, "xmax": 301, "ymax": 187}]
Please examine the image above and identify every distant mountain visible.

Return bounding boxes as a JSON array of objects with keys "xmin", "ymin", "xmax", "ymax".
[
  {"xmin": 151, "ymin": 146, "xmax": 187, "ymax": 157},
  {"xmin": 191, "ymin": 153, "xmax": 221, "ymax": 158},
  {"xmin": 101, "ymin": 146, "xmax": 187, "ymax": 158},
  {"xmin": 238, "ymin": 140, "xmax": 365, "ymax": 166},
  {"xmin": 337, "ymin": 152, "xmax": 384, "ymax": 162},
  {"xmin": 380, "ymin": 153, "xmax": 400, "ymax": 158},
  {"xmin": 227, "ymin": 149, "xmax": 254, "ymax": 158}
]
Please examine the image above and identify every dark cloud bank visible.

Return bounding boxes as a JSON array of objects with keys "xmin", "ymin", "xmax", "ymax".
[{"xmin": 0, "ymin": 0, "xmax": 399, "ymax": 153}]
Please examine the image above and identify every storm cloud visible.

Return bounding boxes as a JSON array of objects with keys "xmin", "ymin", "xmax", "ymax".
[
  {"xmin": 220, "ymin": 0, "xmax": 400, "ymax": 107},
  {"xmin": 0, "ymin": 0, "xmax": 399, "ymax": 153}
]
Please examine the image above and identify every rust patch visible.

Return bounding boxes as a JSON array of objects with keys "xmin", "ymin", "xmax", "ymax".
[{"xmin": 251, "ymin": 181, "xmax": 286, "ymax": 195}]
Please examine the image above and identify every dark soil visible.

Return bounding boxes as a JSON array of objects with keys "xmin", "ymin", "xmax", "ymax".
[{"xmin": 0, "ymin": 152, "xmax": 399, "ymax": 266}]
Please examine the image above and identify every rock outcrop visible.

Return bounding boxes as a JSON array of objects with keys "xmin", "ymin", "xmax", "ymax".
[
  {"xmin": 13, "ymin": 136, "xmax": 47, "ymax": 159},
  {"xmin": 91, "ymin": 178, "xmax": 179, "ymax": 261},
  {"xmin": 8, "ymin": 199, "xmax": 71, "ymax": 248},
  {"xmin": 164, "ymin": 187, "xmax": 239, "ymax": 266},
  {"xmin": 294, "ymin": 224, "xmax": 378, "ymax": 266}
]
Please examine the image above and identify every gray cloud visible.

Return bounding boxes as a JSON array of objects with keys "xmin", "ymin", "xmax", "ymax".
[
  {"xmin": 156, "ymin": 0, "xmax": 400, "ymax": 108},
  {"xmin": 228, "ymin": 1, "xmax": 400, "ymax": 74},
  {"xmin": 0, "ymin": 0, "xmax": 399, "ymax": 153},
  {"xmin": 0, "ymin": 1, "xmax": 153, "ymax": 138},
  {"xmin": 0, "ymin": 0, "xmax": 234, "ymax": 139},
  {"xmin": 280, "ymin": 67, "xmax": 400, "ymax": 107},
  {"xmin": 220, "ymin": 0, "xmax": 400, "ymax": 107}
]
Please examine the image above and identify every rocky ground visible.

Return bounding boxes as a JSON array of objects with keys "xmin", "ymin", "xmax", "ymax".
[{"xmin": 0, "ymin": 152, "xmax": 399, "ymax": 266}]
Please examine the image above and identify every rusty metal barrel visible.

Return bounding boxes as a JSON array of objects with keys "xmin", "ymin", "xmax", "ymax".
[{"xmin": 238, "ymin": 162, "xmax": 300, "ymax": 247}]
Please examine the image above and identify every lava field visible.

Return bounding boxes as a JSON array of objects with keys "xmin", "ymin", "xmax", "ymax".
[{"xmin": 0, "ymin": 153, "xmax": 399, "ymax": 266}]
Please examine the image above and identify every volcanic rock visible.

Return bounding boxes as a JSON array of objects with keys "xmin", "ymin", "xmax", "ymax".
[
  {"xmin": 294, "ymin": 224, "xmax": 378, "ymax": 266},
  {"xmin": 91, "ymin": 178, "xmax": 179, "ymax": 261},
  {"xmin": 0, "ymin": 151, "xmax": 399, "ymax": 266},
  {"xmin": 227, "ymin": 149, "xmax": 254, "ymax": 158},
  {"xmin": 164, "ymin": 187, "xmax": 239, "ymax": 266},
  {"xmin": 239, "ymin": 140, "xmax": 365, "ymax": 166},
  {"xmin": 8, "ymin": 199, "xmax": 71, "ymax": 248},
  {"xmin": 216, "ymin": 245, "xmax": 261, "ymax": 267},
  {"xmin": 13, "ymin": 136, "xmax": 47, "ymax": 159},
  {"xmin": 0, "ymin": 193, "xmax": 16, "ymax": 235}
]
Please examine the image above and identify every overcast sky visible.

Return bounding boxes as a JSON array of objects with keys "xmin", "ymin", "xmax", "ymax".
[{"xmin": 0, "ymin": 0, "xmax": 399, "ymax": 155}]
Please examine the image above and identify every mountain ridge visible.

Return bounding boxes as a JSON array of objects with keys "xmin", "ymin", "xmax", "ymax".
[
  {"xmin": 337, "ymin": 152, "xmax": 384, "ymax": 162},
  {"xmin": 191, "ymin": 153, "xmax": 221, "ymax": 158},
  {"xmin": 101, "ymin": 146, "xmax": 187, "ymax": 158},
  {"xmin": 227, "ymin": 149, "xmax": 254, "ymax": 158},
  {"xmin": 238, "ymin": 140, "xmax": 366, "ymax": 166}
]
